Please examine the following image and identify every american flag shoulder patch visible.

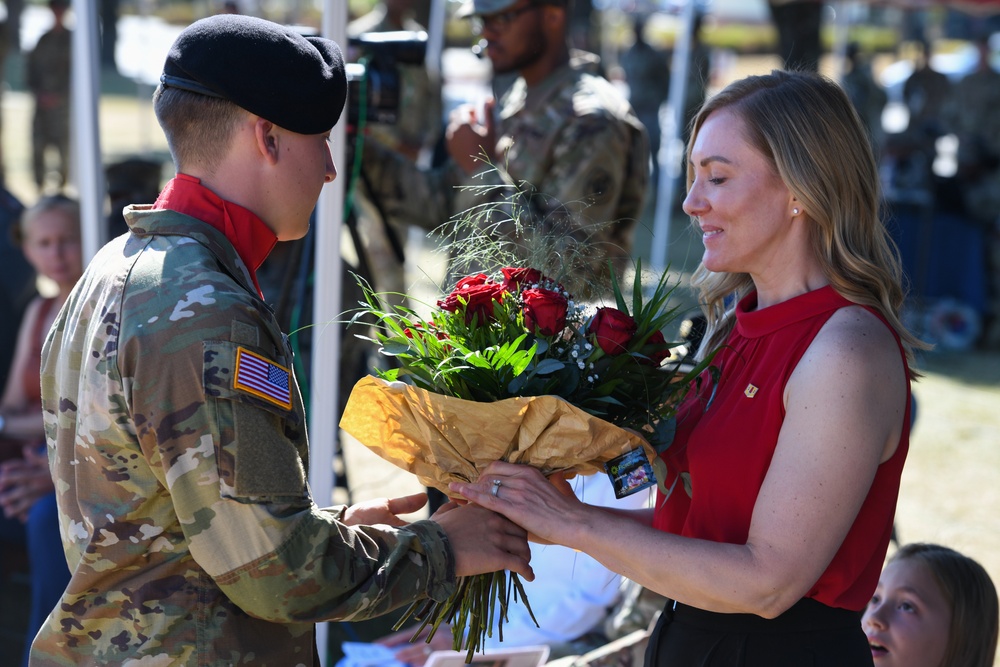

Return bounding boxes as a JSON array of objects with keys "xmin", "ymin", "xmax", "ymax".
[{"xmin": 233, "ymin": 346, "xmax": 293, "ymax": 410}]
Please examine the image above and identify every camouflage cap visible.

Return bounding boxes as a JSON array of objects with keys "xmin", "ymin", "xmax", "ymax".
[
  {"xmin": 161, "ymin": 14, "xmax": 347, "ymax": 135},
  {"xmin": 455, "ymin": 0, "xmax": 566, "ymax": 19}
]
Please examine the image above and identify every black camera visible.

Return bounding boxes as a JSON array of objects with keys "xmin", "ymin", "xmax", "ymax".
[{"xmin": 346, "ymin": 30, "xmax": 428, "ymax": 126}]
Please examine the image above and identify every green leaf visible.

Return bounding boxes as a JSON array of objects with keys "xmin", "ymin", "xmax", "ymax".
[
  {"xmin": 609, "ymin": 260, "xmax": 629, "ymax": 315},
  {"xmin": 649, "ymin": 416, "xmax": 677, "ymax": 453},
  {"xmin": 381, "ymin": 340, "xmax": 413, "ymax": 356},
  {"xmin": 533, "ymin": 358, "xmax": 566, "ymax": 375},
  {"xmin": 632, "ymin": 257, "xmax": 643, "ymax": 317}
]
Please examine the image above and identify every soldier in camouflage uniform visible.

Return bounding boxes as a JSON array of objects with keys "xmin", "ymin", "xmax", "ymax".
[
  {"xmin": 362, "ymin": 0, "xmax": 649, "ymax": 299},
  {"xmin": 35, "ymin": 15, "xmax": 532, "ymax": 666},
  {"xmin": 841, "ymin": 42, "xmax": 887, "ymax": 152},
  {"xmin": 26, "ymin": 0, "xmax": 71, "ymax": 192}
]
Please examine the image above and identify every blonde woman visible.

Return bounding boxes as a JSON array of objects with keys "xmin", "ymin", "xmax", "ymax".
[{"xmin": 455, "ymin": 70, "xmax": 923, "ymax": 665}]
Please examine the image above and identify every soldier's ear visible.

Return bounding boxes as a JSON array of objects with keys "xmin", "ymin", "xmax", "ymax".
[{"xmin": 253, "ymin": 117, "xmax": 279, "ymax": 165}]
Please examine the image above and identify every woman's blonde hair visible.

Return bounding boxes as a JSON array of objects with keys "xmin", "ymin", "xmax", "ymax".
[
  {"xmin": 687, "ymin": 70, "xmax": 924, "ymax": 376},
  {"xmin": 889, "ymin": 543, "xmax": 999, "ymax": 667}
]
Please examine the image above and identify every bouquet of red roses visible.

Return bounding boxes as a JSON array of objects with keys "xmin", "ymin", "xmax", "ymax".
[{"xmin": 340, "ymin": 261, "xmax": 716, "ymax": 660}]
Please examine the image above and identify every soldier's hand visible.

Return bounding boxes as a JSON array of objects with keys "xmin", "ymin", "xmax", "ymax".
[
  {"xmin": 342, "ymin": 492, "xmax": 428, "ymax": 528},
  {"xmin": 446, "ymin": 100, "xmax": 497, "ymax": 175},
  {"xmin": 430, "ymin": 502, "xmax": 533, "ymax": 581}
]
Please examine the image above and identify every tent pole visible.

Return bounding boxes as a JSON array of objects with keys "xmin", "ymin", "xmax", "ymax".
[
  {"xmin": 312, "ymin": 2, "xmax": 348, "ymax": 664},
  {"xmin": 650, "ymin": 0, "xmax": 696, "ymax": 276},
  {"xmin": 71, "ymin": 0, "xmax": 106, "ymax": 263}
]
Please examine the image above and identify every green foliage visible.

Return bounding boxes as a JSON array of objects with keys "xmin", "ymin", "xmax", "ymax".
[
  {"xmin": 351, "ymin": 259, "xmax": 717, "ymax": 453},
  {"xmin": 351, "ymin": 263, "xmax": 720, "ymax": 659}
]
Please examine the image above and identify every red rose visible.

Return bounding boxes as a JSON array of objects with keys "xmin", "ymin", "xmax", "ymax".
[
  {"xmin": 522, "ymin": 288, "xmax": 568, "ymax": 336},
  {"xmin": 500, "ymin": 267, "xmax": 544, "ymax": 294},
  {"xmin": 642, "ymin": 329, "xmax": 670, "ymax": 366},
  {"xmin": 404, "ymin": 323, "xmax": 448, "ymax": 341},
  {"xmin": 590, "ymin": 307, "xmax": 637, "ymax": 355},
  {"xmin": 437, "ymin": 274, "xmax": 505, "ymax": 325}
]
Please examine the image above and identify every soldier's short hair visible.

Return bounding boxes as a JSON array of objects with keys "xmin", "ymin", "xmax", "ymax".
[{"xmin": 153, "ymin": 85, "xmax": 246, "ymax": 175}]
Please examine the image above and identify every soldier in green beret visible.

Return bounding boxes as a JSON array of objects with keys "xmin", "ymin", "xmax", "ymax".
[{"xmin": 34, "ymin": 14, "xmax": 532, "ymax": 666}]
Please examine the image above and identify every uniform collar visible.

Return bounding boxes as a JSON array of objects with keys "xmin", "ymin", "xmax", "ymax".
[{"xmin": 153, "ymin": 173, "xmax": 277, "ymax": 297}]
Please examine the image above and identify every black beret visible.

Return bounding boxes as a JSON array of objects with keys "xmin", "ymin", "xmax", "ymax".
[{"xmin": 161, "ymin": 14, "xmax": 347, "ymax": 135}]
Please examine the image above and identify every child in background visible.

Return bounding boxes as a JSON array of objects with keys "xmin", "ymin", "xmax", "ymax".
[
  {"xmin": 863, "ymin": 543, "xmax": 998, "ymax": 667},
  {"xmin": 0, "ymin": 195, "xmax": 80, "ymax": 666}
]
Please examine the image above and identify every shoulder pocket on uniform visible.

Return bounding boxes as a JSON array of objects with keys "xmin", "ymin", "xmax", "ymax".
[{"xmin": 203, "ymin": 340, "xmax": 309, "ymax": 504}]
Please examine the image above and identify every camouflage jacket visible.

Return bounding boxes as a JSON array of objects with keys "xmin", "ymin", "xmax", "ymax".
[
  {"xmin": 36, "ymin": 207, "xmax": 456, "ymax": 666},
  {"xmin": 27, "ymin": 27, "xmax": 71, "ymax": 101},
  {"xmin": 363, "ymin": 53, "xmax": 649, "ymax": 297}
]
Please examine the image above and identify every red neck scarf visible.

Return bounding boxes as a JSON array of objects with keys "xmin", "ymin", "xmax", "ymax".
[{"xmin": 153, "ymin": 173, "xmax": 277, "ymax": 297}]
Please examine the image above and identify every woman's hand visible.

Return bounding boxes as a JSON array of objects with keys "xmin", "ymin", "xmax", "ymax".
[{"xmin": 449, "ymin": 461, "xmax": 587, "ymax": 550}]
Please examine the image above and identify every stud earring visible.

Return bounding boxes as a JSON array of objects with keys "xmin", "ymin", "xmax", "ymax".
[{"xmin": 792, "ymin": 207, "xmax": 800, "ymax": 215}]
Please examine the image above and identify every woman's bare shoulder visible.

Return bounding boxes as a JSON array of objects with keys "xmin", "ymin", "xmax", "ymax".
[{"xmin": 812, "ymin": 304, "xmax": 900, "ymax": 365}]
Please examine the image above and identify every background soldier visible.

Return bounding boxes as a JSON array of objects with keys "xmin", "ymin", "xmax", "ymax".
[
  {"xmin": 362, "ymin": 0, "xmax": 649, "ymax": 299},
  {"xmin": 26, "ymin": 0, "xmax": 71, "ymax": 193},
  {"xmin": 942, "ymin": 31, "xmax": 1000, "ymax": 348},
  {"xmin": 841, "ymin": 42, "xmax": 888, "ymax": 152},
  {"xmin": 619, "ymin": 14, "xmax": 669, "ymax": 213}
]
